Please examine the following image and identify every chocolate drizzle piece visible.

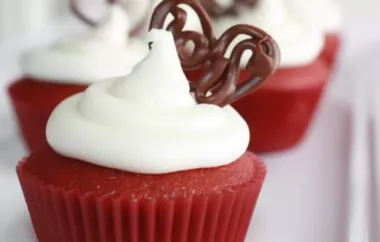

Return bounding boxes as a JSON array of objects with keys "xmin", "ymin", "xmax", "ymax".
[
  {"xmin": 69, "ymin": 0, "xmax": 146, "ymax": 35},
  {"xmin": 149, "ymin": 0, "xmax": 280, "ymax": 107},
  {"xmin": 200, "ymin": 0, "xmax": 259, "ymax": 18}
]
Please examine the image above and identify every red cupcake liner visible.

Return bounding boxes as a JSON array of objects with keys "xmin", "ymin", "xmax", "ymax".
[
  {"xmin": 17, "ymin": 160, "xmax": 266, "ymax": 242},
  {"xmin": 320, "ymin": 34, "xmax": 341, "ymax": 68},
  {"xmin": 8, "ymin": 78, "xmax": 86, "ymax": 151}
]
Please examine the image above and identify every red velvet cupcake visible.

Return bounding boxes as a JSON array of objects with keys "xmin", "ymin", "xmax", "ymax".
[
  {"xmin": 197, "ymin": 0, "xmax": 329, "ymax": 153},
  {"xmin": 17, "ymin": 1, "xmax": 280, "ymax": 241},
  {"xmin": 8, "ymin": 4, "xmax": 148, "ymax": 151}
]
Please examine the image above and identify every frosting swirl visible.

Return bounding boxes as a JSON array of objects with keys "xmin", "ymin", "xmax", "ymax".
[
  {"xmin": 46, "ymin": 29, "xmax": 249, "ymax": 174},
  {"xmin": 286, "ymin": 0, "xmax": 342, "ymax": 34},
  {"xmin": 23, "ymin": 4, "xmax": 148, "ymax": 84},
  {"xmin": 211, "ymin": 0, "xmax": 324, "ymax": 67}
]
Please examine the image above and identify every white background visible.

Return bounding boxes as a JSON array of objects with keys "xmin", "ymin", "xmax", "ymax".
[{"xmin": 1, "ymin": 0, "xmax": 380, "ymax": 242}]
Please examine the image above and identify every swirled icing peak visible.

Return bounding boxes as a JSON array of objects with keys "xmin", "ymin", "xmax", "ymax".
[
  {"xmin": 109, "ymin": 29, "xmax": 195, "ymax": 108},
  {"xmin": 23, "ymin": 4, "xmax": 148, "ymax": 84},
  {"xmin": 286, "ymin": 0, "xmax": 342, "ymax": 33},
  {"xmin": 46, "ymin": 29, "xmax": 250, "ymax": 174},
  {"xmin": 211, "ymin": 0, "xmax": 324, "ymax": 67}
]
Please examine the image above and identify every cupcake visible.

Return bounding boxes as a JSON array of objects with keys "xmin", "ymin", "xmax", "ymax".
[
  {"xmin": 199, "ymin": 0, "xmax": 330, "ymax": 153},
  {"xmin": 286, "ymin": 0, "xmax": 343, "ymax": 68},
  {"xmin": 17, "ymin": 1, "xmax": 279, "ymax": 241},
  {"xmin": 8, "ymin": 4, "xmax": 148, "ymax": 151}
]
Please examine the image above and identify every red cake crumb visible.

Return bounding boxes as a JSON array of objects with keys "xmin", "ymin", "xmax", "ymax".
[{"xmin": 21, "ymin": 144, "xmax": 259, "ymax": 199}]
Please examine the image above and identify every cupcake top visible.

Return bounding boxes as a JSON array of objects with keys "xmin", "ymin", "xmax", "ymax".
[
  {"xmin": 209, "ymin": 0, "xmax": 324, "ymax": 67},
  {"xmin": 22, "ymin": 4, "xmax": 148, "ymax": 84},
  {"xmin": 286, "ymin": 0, "xmax": 342, "ymax": 34},
  {"xmin": 46, "ymin": 29, "xmax": 250, "ymax": 174},
  {"xmin": 46, "ymin": 0, "xmax": 280, "ymax": 174}
]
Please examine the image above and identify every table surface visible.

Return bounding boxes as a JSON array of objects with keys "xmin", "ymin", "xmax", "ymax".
[{"xmin": 1, "ymin": 18, "xmax": 380, "ymax": 242}]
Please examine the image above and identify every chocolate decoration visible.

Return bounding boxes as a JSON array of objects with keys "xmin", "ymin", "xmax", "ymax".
[
  {"xmin": 200, "ymin": 0, "xmax": 259, "ymax": 18},
  {"xmin": 70, "ymin": 0, "xmax": 116, "ymax": 27},
  {"xmin": 148, "ymin": 41, "xmax": 154, "ymax": 50},
  {"xmin": 149, "ymin": 0, "xmax": 280, "ymax": 107},
  {"xmin": 69, "ymin": 0, "xmax": 147, "ymax": 35}
]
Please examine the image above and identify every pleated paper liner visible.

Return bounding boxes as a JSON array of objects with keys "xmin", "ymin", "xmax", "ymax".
[{"xmin": 17, "ymin": 159, "xmax": 266, "ymax": 242}]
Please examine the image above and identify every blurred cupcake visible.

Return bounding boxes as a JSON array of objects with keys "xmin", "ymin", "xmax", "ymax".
[
  {"xmin": 8, "ymin": 4, "xmax": 148, "ymax": 151},
  {"xmin": 17, "ymin": 1, "xmax": 280, "ymax": 241},
  {"xmin": 286, "ymin": 0, "xmax": 343, "ymax": 68},
  {"xmin": 71, "ymin": 0, "xmax": 153, "ymax": 36},
  {"xmin": 200, "ymin": 0, "xmax": 329, "ymax": 152}
]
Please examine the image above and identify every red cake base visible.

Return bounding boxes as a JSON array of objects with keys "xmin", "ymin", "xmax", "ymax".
[
  {"xmin": 17, "ymin": 145, "xmax": 266, "ymax": 242},
  {"xmin": 233, "ymin": 59, "xmax": 329, "ymax": 153},
  {"xmin": 8, "ymin": 78, "xmax": 86, "ymax": 151},
  {"xmin": 320, "ymin": 34, "xmax": 341, "ymax": 68}
]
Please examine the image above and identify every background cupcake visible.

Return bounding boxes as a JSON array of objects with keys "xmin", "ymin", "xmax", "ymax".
[
  {"xmin": 201, "ymin": 0, "xmax": 330, "ymax": 153},
  {"xmin": 8, "ymin": 3, "xmax": 148, "ymax": 151},
  {"xmin": 70, "ymin": 0, "xmax": 153, "ymax": 36}
]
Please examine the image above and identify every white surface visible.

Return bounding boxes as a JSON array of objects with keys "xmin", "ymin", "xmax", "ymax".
[
  {"xmin": 1, "ymin": 16, "xmax": 380, "ymax": 242},
  {"xmin": 346, "ymin": 49, "xmax": 371, "ymax": 242}
]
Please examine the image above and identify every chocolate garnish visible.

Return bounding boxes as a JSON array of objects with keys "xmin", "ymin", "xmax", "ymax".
[
  {"xmin": 149, "ymin": 0, "xmax": 280, "ymax": 107},
  {"xmin": 69, "ymin": 0, "xmax": 116, "ymax": 27},
  {"xmin": 200, "ymin": 0, "xmax": 259, "ymax": 18},
  {"xmin": 69, "ymin": 0, "xmax": 147, "ymax": 35},
  {"xmin": 148, "ymin": 41, "xmax": 154, "ymax": 50}
]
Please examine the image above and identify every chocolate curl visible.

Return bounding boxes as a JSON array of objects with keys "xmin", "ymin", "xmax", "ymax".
[
  {"xmin": 150, "ymin": 0, "xmax": 280, "ymax": 107},
  {"xmin": 69, "ymin": 0, "xmax": 146, "ymax": 35},
  {"xmin": 237, "ymin": 0, "xmax": 259, "ymax": 7},
  {"xmin": 200, "ymin": 0, "xmax": 238, "ymax": 18},
  {"xmin": 149, "ymin": 0, "xmax": 215, "ymax": 69},
  {"xmin": 69, "ymin": 0, "xmax": 117, "ymax": 27}
]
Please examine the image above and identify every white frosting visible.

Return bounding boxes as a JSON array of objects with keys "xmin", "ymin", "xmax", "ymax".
[
  {"xmin": 120, "ymin": 0, "xmax": 151, "ymax": 29},
  {"xmin": 23, "ymin": 5, "xmax": 148, "ymax": 84},
  {"xmin": 46, "ymin": 29, "xmax": 249, "ymax": 174},
  {"xmin": 286, "ymin": 0, "xmax": 342, "ymax": 34},
  {"xmin": 213, "ymin": 0, "xmax": 324, "ymax": 67}
]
